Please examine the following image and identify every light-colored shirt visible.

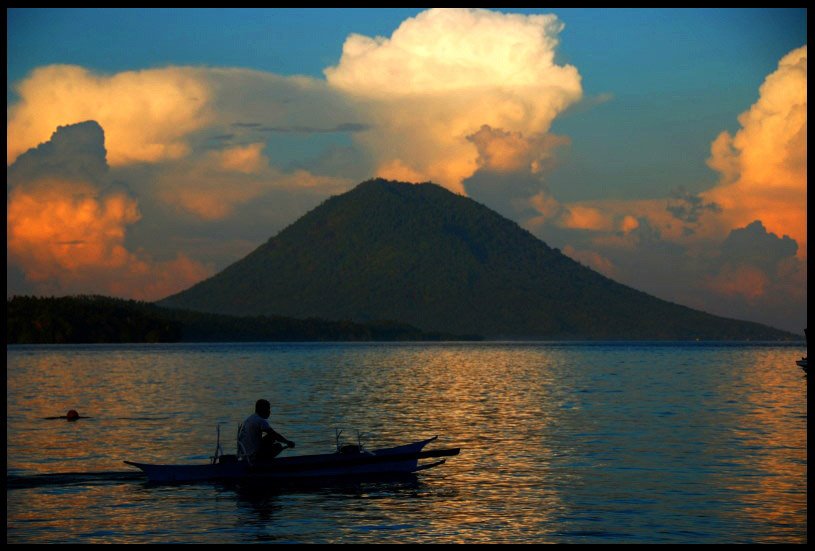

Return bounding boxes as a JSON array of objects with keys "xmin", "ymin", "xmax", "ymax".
[{"xmin": 238, "ymin": 413, "xmax": 272, "ymax": 459}]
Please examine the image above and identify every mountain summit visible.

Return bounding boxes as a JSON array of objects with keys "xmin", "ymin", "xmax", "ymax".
[{"xmin": 160, "ymin": 179, "xmax": 790, "ymax": 339}]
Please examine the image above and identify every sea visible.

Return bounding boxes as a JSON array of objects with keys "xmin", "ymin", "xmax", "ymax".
[{"xmin": 6, "ymin": 341, "xmax": 807, "ymax": 543}]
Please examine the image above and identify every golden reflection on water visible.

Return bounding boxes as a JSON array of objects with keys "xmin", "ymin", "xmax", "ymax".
[
  {"xmin": 345, "ymin": 345, "xmax": 566, "ymax": 543},
  {"xmin": 713, "ymin": 348, "xmax": 807, "ymax": 537},
  {"xmin": 7, "ymin": 346, "xmax": 254, "ymax": 473}
]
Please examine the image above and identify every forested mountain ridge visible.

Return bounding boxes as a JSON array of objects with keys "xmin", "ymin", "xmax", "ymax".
[{"xmin": 7, "ymin": 295, "xmax": 478, "ymax": 344}]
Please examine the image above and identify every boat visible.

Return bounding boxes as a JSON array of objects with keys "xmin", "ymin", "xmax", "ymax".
[
  {"xmin": 125, "ymin": 436, "xmax": 459, "ymax": 483},
  {"xmin": 798, "ymin": 328, "xmax": 808, "ymax": 373}
]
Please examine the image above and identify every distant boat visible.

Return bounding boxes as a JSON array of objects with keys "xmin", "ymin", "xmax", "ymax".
[{"xmin": 798, "ymin": 328, "xmax": 807, "ymax": 373}]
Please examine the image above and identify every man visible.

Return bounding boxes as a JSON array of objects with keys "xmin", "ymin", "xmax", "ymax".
[{"xmin": 238, "ymin": 399, "xmax": 295, "ymax": 462}]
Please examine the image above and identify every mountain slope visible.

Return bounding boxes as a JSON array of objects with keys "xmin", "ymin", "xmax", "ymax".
[{"xmin": 160, "ymin": 179, "xmax": 792, "ymax": 340}]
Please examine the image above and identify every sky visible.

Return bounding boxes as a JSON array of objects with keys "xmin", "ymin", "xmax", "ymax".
[{"xmin": 6, "ymin": 8, "xmax": 807, "ymax": 333}]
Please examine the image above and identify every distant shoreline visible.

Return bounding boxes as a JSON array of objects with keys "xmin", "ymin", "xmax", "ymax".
[
  {"xmin": 7, "ymin": 295, "xmax": 802, "ymax": 345},
  {"xmin": 8, "ymin": 340, "xmax": 805, "ymax": 347},
  {"xmin": 6, "ymin": 295, "xmax": 482, "ymax": 345}
]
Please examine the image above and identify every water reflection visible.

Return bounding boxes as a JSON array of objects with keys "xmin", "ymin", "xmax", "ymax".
[
  {"xmin": 712, "ymin": 348, "xmax": 807, "ymax": 541},
  {"xmin": 231, "ymin": 475, "xmax": 430, "ymax": 543},
  {"xmin": 7, "ymin": 343, "xmax": 807, "ymax": 543}
]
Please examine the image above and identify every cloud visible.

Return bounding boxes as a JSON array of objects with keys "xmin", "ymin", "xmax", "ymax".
[
  {"xmin": 558, "ymin": 204, "xmax": 615, "ymax": 232},
  {"xmin": 666, "ymin": 186, "xmax": 722, "ymax": 225},
  {"xmin": 719, "ymin": 220, "xmax": 798, "ymax": 270},
  {"xmin": 527, "ymin": 194, "xmax": 658, "ymax": 240},
  {"xmin": 325, "ymin": 8, "xmax": 582, "ymax": 193},
  {"xmin": 149, "ymin": 151, "xmax": 353, "ymax": 222},
  {"xmin": 8, "ymin": 120, "xmax": 109, "ymax": 185},
  {"xmin": 467, "ymin": 125, "xmax": 570, "ymax": 174},
  {"xmin": 8, "ymin": 65, "xmax": 213, "ymax": 166},
  {"xmin": 529, "ymin": 196, "xmax": 805, "ymax": 331},
  {"xmin": 255, "ymin": 122, "xmax": 371, "ymax": 134},
  {"xmin": 208, "ymin": 143, "xmax": 269, "ymax": 174},
  {"xmin": 529, "ymin": 189, "xmax": 567, "ymax": 222},
  {"xmin": 706, "ymin": 220, "xmax": 802, "ymax": 303},
  {"xmin": 6, "ymin": 122, "xmax": 211, "ymax": 300},
  {"xmin": 7, "ymin": 64, "xmax": 363, "ymax": 171},
  {"xmin": 6, "ymin": 177, "xmax": 210, "ymax": 300},
  {"xmin": 201, "ymin": 68, "xmax": 361, "ymax": 144},
  {"xmin": 702, "ymin": 45, "xmax": 807, "ymax": 258},
  {"xmin": 7, "ymin": 179, "xmax": 140, "ymax": 279},
  {"xmin": 619, "ymin": 215, "xmax": 639, "ymax": 235},
  {"xmin": 706, "ymin": 264, "xmax": 769, "ymax": 301}
]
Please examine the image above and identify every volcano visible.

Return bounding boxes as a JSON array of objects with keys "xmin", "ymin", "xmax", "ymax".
[{"xmin": 159, "ymin": 179, "xmax": 791, "ymax": 340}]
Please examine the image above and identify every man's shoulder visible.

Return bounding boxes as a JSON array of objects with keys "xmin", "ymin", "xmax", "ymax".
[{"xmin": 244, "ymin": 413, "xmax": 270, "ymax": 427}]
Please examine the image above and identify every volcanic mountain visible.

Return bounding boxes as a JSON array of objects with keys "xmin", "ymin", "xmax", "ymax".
[{"xmin": 159, "ymin": 179, "xmax": 791, "ymax": 340}]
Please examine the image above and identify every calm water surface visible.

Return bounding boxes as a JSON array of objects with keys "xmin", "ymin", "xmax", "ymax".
[{"xmin": 6, "ymin": 342, "xmax": 807, "ymax": 543}]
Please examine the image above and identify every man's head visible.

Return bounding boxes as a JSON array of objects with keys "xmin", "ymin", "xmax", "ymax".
[{"xmin": 255, "ymin": 399, "xmax": 271, "ymax": 419}]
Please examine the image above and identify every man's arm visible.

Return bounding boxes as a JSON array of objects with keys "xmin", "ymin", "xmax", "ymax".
[{"xmin": 263, "ymin": 426, "xmax": 295, "ymax": 448}]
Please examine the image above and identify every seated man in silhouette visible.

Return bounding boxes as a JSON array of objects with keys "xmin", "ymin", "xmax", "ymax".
[{"xmin": 238, "ymin": 399, "xmax": 295, "ymax": 462}]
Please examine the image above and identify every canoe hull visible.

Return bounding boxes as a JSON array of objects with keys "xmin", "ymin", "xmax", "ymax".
[{"xmin": 125, "ymin": 437, "xmax": 458, "ymax": 483}]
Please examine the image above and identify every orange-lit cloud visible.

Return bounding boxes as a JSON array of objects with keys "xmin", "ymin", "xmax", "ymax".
[
  {"xmin": 701, "ymin": 220, "xmax": 801, "ymax": 302},
  {"xmin": 558, "ymin": 205, "xmax": 615, "ymax": 232},
  {"xmin": 8, "ymin": 65, "xmax": 213, "ymax": 166},
  {"xmin": 7, "ymin": 179, "xmax": 140, "ymax": 278},
  {"xmin": 274, "ymin": 169, "xmax": 354, "ymax": 192},
  {"xmin": 528, "ymin": 194, "xmax": 654, "ymax": 240},
  {"xmin": 467, "ymin": 125, "xmax": 570, "ymax": 174},
  {"xmin": 106, "ymin": 253, "xmax": 213, "ymax": 302},
  {"xmin": 153, "ymin": 148, "xmax": 353, "ymax": 221},
  {"xmin": 376, "ymin": 159, "xmax": 428, "ymax": 185},
  {"xmin": 325, "ymin": 8, "xmax": 582, "ymax": 193},
  {"xmin": 529, "ymin": 190, "xmax": 565, "ymax": 221},
  {"xmin": 703, "ymin": 45, "xmax": 807, "ymax": 258},
  {"xmin": 7, "ymin": 178, "xmax": 210, "ymax": 300},
  {"xmin": 210, "ymin": 143, "xmax": 269, "ymax": 174},
  {"xmin": 706, "ymin": 264, "xmax": 769, "ymax": 301},
  {"xmin": 546, "ymin": 197, "xmax": 698, "ymax": 245},
  {"xmin": 620, "ymin": 215, "xmax": 640, "ymax": 235},
  {"xmin": 156, "ymin": 179, "xmax": 255, "ymax": 221}
]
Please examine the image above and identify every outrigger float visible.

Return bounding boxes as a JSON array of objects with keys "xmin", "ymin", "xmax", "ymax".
[{"xmin": 125, "ymin": 433, "xmax": 459, "ymax": 484}]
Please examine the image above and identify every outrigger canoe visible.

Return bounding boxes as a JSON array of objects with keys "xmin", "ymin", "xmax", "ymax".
[{"xmin": 125, "ymin": 436, "xmax": 459, "ymax": 483}]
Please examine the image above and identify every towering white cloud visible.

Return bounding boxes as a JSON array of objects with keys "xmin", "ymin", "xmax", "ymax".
[
  {"xmin": 325, "ymin": 8, "xmax": 583, "ymax": 194},
  {"xmin": 703, "ymin": 45, "xmax": 807, "ymax": 258}
]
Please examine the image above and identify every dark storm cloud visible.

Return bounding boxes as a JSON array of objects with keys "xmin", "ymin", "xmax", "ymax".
[
  {"xmin": 7, "ymin": 120, "xmax": 108, "ymax": 187},
  {"xmin": 666, "ymin": 186, "xmax": 721, "ymax": 224},
  {"xmin": 257, "ymin": 122, "xmax": 371, "ymax": 134},
  {"xmin": 719, "ymin": 220, "xmax": 798, "ymax": 271}
]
